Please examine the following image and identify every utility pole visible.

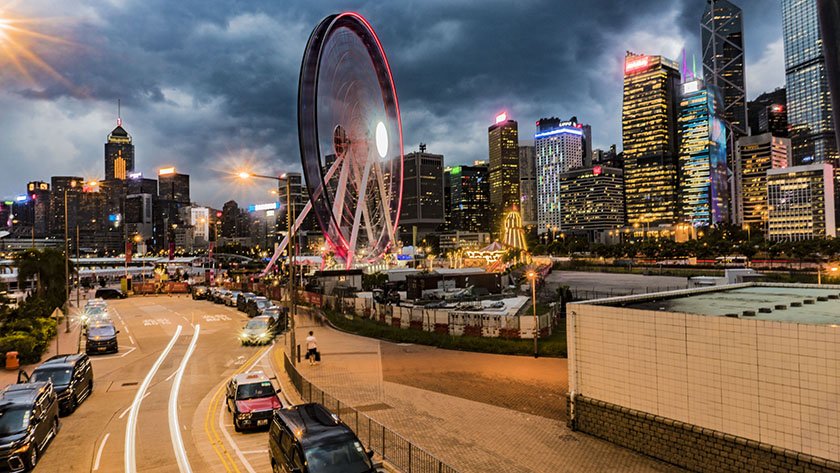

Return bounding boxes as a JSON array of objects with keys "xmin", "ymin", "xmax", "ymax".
[
  {"xmin": 63, "ymin": 181, "xmax": 74, "ymax": 334},
  {"xmin": 76, "ymin": 225, "xmax": 80, "ymax": 307},
  {"xmin": 286, "ymin": 177, "xmax": 297, "ymax": 365}
]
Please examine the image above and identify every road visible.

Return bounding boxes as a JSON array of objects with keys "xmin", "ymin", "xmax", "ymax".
[{"xmin": 30, "ymin": 295, "xmax": 290, "ymax": 473}]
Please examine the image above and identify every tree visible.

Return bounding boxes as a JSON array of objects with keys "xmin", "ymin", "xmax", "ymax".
[{"xmin": 15, "ymin": 248, "xmax": 73, "ymax": 311}]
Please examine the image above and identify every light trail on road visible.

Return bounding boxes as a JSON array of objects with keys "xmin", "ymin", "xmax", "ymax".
[
  {"xmin": 125, "ymin": 325, "xmax": 183, "ymax": 473},
  {"xmin": 169, "ymin": 324, "xmax": 201, "ymax": 473}
]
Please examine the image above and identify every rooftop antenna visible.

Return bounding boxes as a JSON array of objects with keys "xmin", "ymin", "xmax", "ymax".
[
  {"xmin": 117, "ymin": 99, "xmax": 122, "ymax": 127},
  {"xmin": 692, "ymin": 54, "xmax": 698, "ymax": 80},
  {"xmin": 419, "ymin": 143, "xmax": 427, "ymax": 153}
]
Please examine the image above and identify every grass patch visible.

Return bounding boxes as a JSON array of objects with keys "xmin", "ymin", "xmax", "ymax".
[{"xmin": 320, "ymin": 308, "xmax": 567, "ymax": 358}]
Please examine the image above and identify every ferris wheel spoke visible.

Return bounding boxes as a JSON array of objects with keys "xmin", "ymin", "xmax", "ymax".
[
  {"xmin": 331, "ymin": 157, "xmax": 351, "ymax": 239},
  {"xmin": 372, "ymin": 160, "xmax": 395, "ymax": 239},
  {"xmin": 347, "ymin": 158, "xmax": 374, "ymax": 266},
  {"xmin": 361, "ymin": 197, "xmax": 376, "ymax": 247}
]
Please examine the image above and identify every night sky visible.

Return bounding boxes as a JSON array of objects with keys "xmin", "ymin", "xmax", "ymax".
[{"xmin": 0, "ymin": 0, "xmax": 785, "ymax": 208}]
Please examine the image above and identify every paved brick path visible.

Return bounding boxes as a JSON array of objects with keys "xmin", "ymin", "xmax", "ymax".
[{"xmin": 287, "ymin": 312, "xmax": 683, "ymax": 473}]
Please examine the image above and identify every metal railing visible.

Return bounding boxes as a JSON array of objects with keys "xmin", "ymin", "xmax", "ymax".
[{"xmin": 284, "ymin": 353, "xmax": 459, "ymax": 473}]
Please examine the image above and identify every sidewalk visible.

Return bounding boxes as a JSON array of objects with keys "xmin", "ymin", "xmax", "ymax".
[
  {"xmin": 0, "ymin": 311, "xmax": 83, "ymax": 388},
  {"xmin": 283, "ymin": 311, "xmax": 681, "ymax": 473}
]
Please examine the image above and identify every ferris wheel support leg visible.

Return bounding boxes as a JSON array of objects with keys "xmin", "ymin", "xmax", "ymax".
[
  {"xmin": 347, "ymin": 159, "xmax": 374, "ymax": 268},
  {"xmin": 260, "ymin": 200, "xmax": 314, "ymax": 276}
]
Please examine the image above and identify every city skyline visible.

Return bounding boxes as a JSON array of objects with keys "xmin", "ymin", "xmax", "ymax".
[{"xmin": 0, "ymin": 0, "xmax": 786, "ymax": 207}]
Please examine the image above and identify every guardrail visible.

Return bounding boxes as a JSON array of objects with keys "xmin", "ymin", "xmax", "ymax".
[{"xmin": 283, "ymin": 352, "xmax": 459, "ymax": 473}]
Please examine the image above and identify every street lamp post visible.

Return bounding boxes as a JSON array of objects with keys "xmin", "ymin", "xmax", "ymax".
[
  {"xmin": 238, "ymin": 171, "xmax": 297, "ymax": 366},
  {"xmin": 63, "ymin": 180, "xmax": 77, "ymax": 335},
  {"xmin": 527, "ymin": 270, "xmax": 538, "ymax": 358}
]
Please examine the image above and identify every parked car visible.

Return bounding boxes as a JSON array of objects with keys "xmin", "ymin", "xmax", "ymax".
[
  {"xmin": 0, "ymin": 381, "xmax": 60, "ymax": 471},
  {"xmin": 191, "ymin": 286, "xmax": 208, "ymax": 300},
  {"xmin": 94, "ymin": 288, "xmax": 126, "ymax": 300},
  {"xmin": 80, "ymin": 305, "xmax": 110, "ymax": 328},
  {"xmin": 239, "ymin": 316, "xmax": 277, "ymax": 346},
  {"xmin": 85, "ymin": 322, "xmax": 119, "ymax": 355},
  {"xmin": 261, "ymin": 306, "xmax": 287, "ymax": 330},
  {"xmin": 269, "ymin": 403, "xmax": 376, "ymax": 473},
  {"xmin": 213, "ymin": 289, "xmax": 229, "ymax": 304},
  {"xmin": 245, "ymin": 297, "xmax": 270, "ymax": 317},
  {"xmin": 25, "ymin": 354, "xmax": 93, "ymax": 416},
  {"xmin": 237, "ymin": 292, "xmax": 256, "ymax": 312},
  {"xmin": 226, "ymin": 291, "xmax": 242, "ymax": 307},
  {"xmin": 225, "ymin": 371, "xmax": 282, "ymax": 432}
]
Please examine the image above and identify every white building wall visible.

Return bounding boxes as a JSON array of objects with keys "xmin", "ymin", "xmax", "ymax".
[
  {"xmin": 536, "ymin": 129, "xmax": 583, "ymax": 235},
  {"xmin": 569, "ymin": 303, "xmax": 840, "ymax": 462}
]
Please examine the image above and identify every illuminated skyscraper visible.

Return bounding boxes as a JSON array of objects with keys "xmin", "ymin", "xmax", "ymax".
[
  {"xmin": 449, "ymin": 163, "xmax": 489, "ymax": 234},
  {"xmin": 782, "ymin": 0, "xmax": 837, "ymax": 165},
  {"xmin": 733, "ymin": 133, "xmax": 790, "ymax": 227},
  {"xmin": 702, "ymin": 0, "xmax": 748, "ymax": 137},
  {"xmin": 622, "ymin": 53, "xmax": 681, "ymax": 227},
  {"xmin": 535, "ymin": 117, "xmax": 584, "ymax": 235},
  {"xmin": 677, "ymin": 79, "xmax": 729, "ymax": 227},
  {"xmin": 558, "ymin": 166, "xmax": 625, "ymax": 240},
  {"xmin": 398, "ymin": 147, "xmax": 445, "ymax": 244},
  {"xmin": 104, "ymin": 118, "xmax": 135, "ymax": 181},
  {"xmin": 767, "ymin": 163, "xmax": 836, "ymax": 241},
  {"xmin": 488, "ymin": 113, "xmax": 520, "ymax": 234},
  {"xmin": 518, "ymin": 146, "xmax": 537, "ymax": 227}
]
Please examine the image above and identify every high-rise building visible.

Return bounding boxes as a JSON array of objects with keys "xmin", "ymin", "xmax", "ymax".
[
  {"xmin": 535, "ymin": 117, "xmax": 584, "ymax": 235},
  {"xmin": 487, "ymin": 113, "xmax": 520, "ymax": 233},
  {"xmin": 190, "ymin": 207, "xmax": 210, "ymax": 245},
  {"xmin": 104, "ymin": 118, "xmax": 135, "ymax": 181},
  {"xmin": 398, "ymin": 147, "xmax": 445, "ymax": 244},
  {"xmin": 767, "ymin": 163, "xmax": 836, "ymax": 241},
  {"xmin": 518, "ymin": 146, "xmax": 537, "ymax": 227},
  {"xmin": 622, "ymin": 52, "xmax": 681, "ymax": 227},
  {"xmin": 748, "ymin": 88, "xmax": 788, "ymax": 136},
  {"xmin": 221, "ymin": 200, "xmax": 240, "ymax": 238},
  {"xmin": 677, "ymin": 79, "xmax": 730, "ymax": 227},
  {"xmin": 818, "ymin": 0, "xmax": 840, "ymax": 153},
  {"xmin": 782, "ymin": 0, "xmax": 838, "ymax": 165},
  {"xmin": 702, "ymin": 0, "xmax": 748, "ymax": 137},
  {"xmin": 557, "ymin": 165, "xmax": 625, "ymax": 240},
  {"xmin": 158, "ymin": 168, "xmax": 190, "ymax": 205},
  {"xmin": 49, "ymin": 176, "xmax": 83, "ymax": 239},
  {"xmin": 25, "ymin": 181, "xmax": 50, "ymax": 237},
  {"xmin": 733, "ymin": 133, "xmax": 791, "ymax": 227},
  {"xmin": 449, "ymin": 163, "xmax": 489, "ymax": 234}
]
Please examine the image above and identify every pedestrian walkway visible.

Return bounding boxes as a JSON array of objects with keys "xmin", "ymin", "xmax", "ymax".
[
  {"xmin": 284, "ymin": 311, "xmax": 682, "ymax": 473},
  {"xmin": 0, "ymin": 312, "xmax": 83, "ymax": 388}
]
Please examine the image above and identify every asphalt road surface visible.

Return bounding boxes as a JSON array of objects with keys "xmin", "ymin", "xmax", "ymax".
[{"xmin": 30, "ymin": 295, "xmax": 291, "ymax": 473}]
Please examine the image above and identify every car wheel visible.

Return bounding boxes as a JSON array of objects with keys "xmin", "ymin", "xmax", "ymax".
[
  {"xmin": 271, "ymin": 460, "xmax": 282, "ymax": 473},
  {"xmin": 71, "ymin": 393, "xmax": 79, "ymax": 412},
  {"xmin": 28, "ymin": 445, "xmax": 38, "ymax": 469},
  {"xmin": 233, "ymin": 418, "xmax": 241, "ymax": 432}
]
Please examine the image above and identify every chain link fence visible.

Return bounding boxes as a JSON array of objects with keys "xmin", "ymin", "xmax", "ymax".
[{"xmin": 284, "ymin": 353, "xmax": 459, "ymax": 473}]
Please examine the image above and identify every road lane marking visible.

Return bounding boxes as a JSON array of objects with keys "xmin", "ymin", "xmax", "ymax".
[
  {"xmin": 125, "ymin": 325, "xmax": 183, "ymax": 473},
  {"xmin": 204, "ymin": 347, "xmax": 267, "ymax": 473},
  {"xmin": 89, "ymin": 346, "xmax": 138, "ymax": 360},
  {"xmin": 129, "ymin": 335, "xmax": 136, "ymax": 345},
  {"xmin": 240, "ymin": 450, "xmax": 268, "ymax": 455},
  {"xmin": 119, "ymin": 392, "xmax": 151, "ymax": 419},
  {"xmin": 170, "ymin": 325, "xmax": 201, "ymax": 473},
  {"xmin": 93, "ymin": 433, "xmax": 110, "ymax": 471}
]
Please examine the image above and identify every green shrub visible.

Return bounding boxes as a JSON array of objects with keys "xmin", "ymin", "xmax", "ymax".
[{"xmin": 0, "ymin": 333, "xmax": 46, "ymax": 366}]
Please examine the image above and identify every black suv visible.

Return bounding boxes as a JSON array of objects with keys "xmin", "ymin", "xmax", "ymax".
[
  {"xmin": 269, "ymin": 403, "xmax": 376, "ymax": 473},
  {"xmin": 94, "ymin": 288, "xmax": 126, "ymax": 299},
  {"xmin": 85, "ymin": 322, "xmax": 119, "ymax": 355},
  {"xmin": 26, "ymin": 354, "xmax": 93, "ymax": 415},
  {"xmin": 0, "ymin": 382, "xmax": 60, "ymax": 472},
  {"xmin": 237, "ymin": 292, "xmax": 256, "ymax": 312}
]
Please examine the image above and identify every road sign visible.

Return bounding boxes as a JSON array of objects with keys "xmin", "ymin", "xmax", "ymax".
[{"xmin": 50, "ymin": 308, "xmax": 63, "ymax": 319}]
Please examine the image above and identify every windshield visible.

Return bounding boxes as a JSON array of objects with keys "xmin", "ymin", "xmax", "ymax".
[
  {"xmin": 0, "ymin": 407, "xmax": 30, "ymax": 436},
  {"xmin": 304, "ymin": 439, "xmax": 373, "ymax": 473},
  {"xmin": 245, "ymin": 320, "xmax": 268, "ymax": 330},
  {"xmin": 236, "ymin": 382, "xmax": 274, "ymax": 400},
  {"xmin": 31, "ymin": 367, "xmax": 72, "ymax": 385},
  {"xmin": 263, "ymin": 309, "xmax": 279, "ymax": 316},
  {"xmin": 256, "ymin": 300, "xmax": 269, "ymax": 308},
  {"xmin": 84, "ymin": 307, "xmax": 106, "ymax": 315},
  {"xmin": 88, "ymin": 325, "xmax": 116, "ymax": 337}
]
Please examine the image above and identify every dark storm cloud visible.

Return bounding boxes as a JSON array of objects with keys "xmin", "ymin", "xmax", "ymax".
[{"xmin": 0, "ymin": 0, "xmax": 784, "ymax": 206}]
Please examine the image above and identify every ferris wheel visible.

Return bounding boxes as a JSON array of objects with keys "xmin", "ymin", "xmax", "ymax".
[{"xmin": 263, "ymin": 12, "xmax": 403, "ymax": 273}]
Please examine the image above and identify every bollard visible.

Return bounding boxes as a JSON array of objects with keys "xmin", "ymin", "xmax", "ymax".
[{"xmin": 5, "ymin": 352, "xmax": 19, "ymax": 371}]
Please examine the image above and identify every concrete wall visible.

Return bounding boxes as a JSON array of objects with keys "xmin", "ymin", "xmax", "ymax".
[{"xmin": 568, "ymin": 303, "xmax": 840, "ymax": 464}]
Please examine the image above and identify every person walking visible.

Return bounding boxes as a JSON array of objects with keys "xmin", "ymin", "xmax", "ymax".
[{"xmin": 306, "ymin": 331, "xmax": 319, "ymax": 366}]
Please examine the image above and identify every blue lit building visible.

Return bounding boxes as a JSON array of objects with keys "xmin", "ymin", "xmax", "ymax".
[
  {"xmin": 677, "ymin": 79, "xmax": 729, "ymax": 227},
  {"xmin": 535, "ymin": 117, "xmax": 584, "ymax": 235}
]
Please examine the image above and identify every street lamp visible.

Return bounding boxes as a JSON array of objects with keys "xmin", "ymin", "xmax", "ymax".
[
  {"xmin": 526, "ymin": 270, "xmax": 538, "ymax": 358},
  {"xmin": 238, "ymin": 170, "xmax": 298, "ymax": 365},
  {"xmin": 63, "ymin": 179, "xmax": 77, "ymax": 336},
  {"xmin": 817, "ymin": 265, "xmax": 839, "ymax": 285}
]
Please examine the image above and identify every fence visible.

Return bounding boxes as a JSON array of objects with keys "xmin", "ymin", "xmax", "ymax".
[
  {"xmin": 569, "ymin": 285, "xmax": 688, "ymax": 301},
  {"xmin": 283, "ymin": 353, "xmax": 459, "ymax": 473}
]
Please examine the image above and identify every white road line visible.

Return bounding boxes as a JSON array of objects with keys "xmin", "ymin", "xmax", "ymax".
[
  {"xmin": 216, "ymin": 344, "xmax": 273, "ymax": 473},
  {"xmin": 240, "ymin": 450, "xmax": 268, "ymax": 455},
  {"xmin": 125, "ymin": 326, "xmax": 183, "ymax": 473},
  {"xmin": 169, "ymin": 325, "xmax": 201, "ymax": 473},
  {"xmin": 118, "ymin": 392, "xmax": 151, "ymax": 419},
  {"xmin": 164, "ymin": 369, "xmax": 178, "ymax": 382},
  {"xmin": 129, "ymin": 335, "xmax": 136, "ymax": 345},
  {"xmin": 93, "ymin": 433, "xmax": 110, "ymax": 471},
  {"xmin": 124, "ymin": 326, "xmax": 131, "ymax": 334},
  {"xmin": 89, "ymin": 346, "xmax": 137, "ymax": 360}
]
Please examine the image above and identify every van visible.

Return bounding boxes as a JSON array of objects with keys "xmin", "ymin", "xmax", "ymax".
[
  {"xmin": 269, "ymin": 403, "xmax": 376, "ymax": 473},
  {"xmin": 0, "ymin": 382, "xmax": 60, "ymax": 471},
  {"xmin": 26, "ymin": 354, "xmax": 94, "ymax": 415},
  {"xmin": 85, "ymin": 322, "xmax": 119, "ymax": 355}
]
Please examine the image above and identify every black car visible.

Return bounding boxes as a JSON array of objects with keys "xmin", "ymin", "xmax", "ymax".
[
  {"xmin": 246, "ymin": 297, "xmax": 272, "ymax": 318},
  {"xmin": 191, "ymin": 286, "xmax": 208, "ymax": 300},
  {"xmin": 237, "ymin": 292, "xmax": 256, "ymax": 312},
  {"xmin": 85, "ymin": 322, "xmax": 119, "ymax": 355},
  {"xmin": 269, "ymin": 403, "xmax": 376, "ymax": 473},
  {"xmin": 94, "ymin": 288, "xmax": 126, "ymax": 300},
  {"xmin": 0, "ymin": 382, "xmax": 60, "ymax": 472},
  {"xmin": 26, "ymin": 354, "xmax": 93, "ymax": 416}
]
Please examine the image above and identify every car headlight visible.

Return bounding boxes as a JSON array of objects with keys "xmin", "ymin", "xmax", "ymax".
[
  {"xmin": 239, "ymin": 332, "xmax": 248, "ymax": 339},
  {"xmin": 259, "ymin": 331, "xmax": 270, "ymax": 339}
]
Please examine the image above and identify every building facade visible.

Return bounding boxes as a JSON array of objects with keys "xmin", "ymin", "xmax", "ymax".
[
  {"xmin": 677, "ymin": 79, "xmax": 729, "ymax": 227},
  {"xmin": 767, "ymin": 163, "xmax": 836, "ymax": 241},
  {"xmin": 518, "ymin": 146, "xmax": 537, "ymax": 227},
  {"xmin": 733, "ymin": 133, "xmax": 791, "ymax": 228},
  {"xmin": 448, "ymin": 163, "xmax": 489, "ymax": 234},
  {"xmin": 782, "ymin": 0, "xmax": 838, "ymax": 165},
  {"xmin": 622, "ymin": 53, "xmax": 681, "ymax": 227},
  {"xmin": 702, "ymin": 0, "xmax": 749, "ymax": 137},
  {"xmin": 487, "ymin": 113, "xmax": 520, "ymax": 233},
  {"xmin": 398, "ymin": 149, "xmax": 445, "ymax": 244},
  {"xmin": 748, "ymin": 88, "xmax": 788, "ymax": 136},
  {"xmin": 557, "ymin": 166, "xmax": 625, "ymax": 240},
  {"xmin": 104, "ymin": 120, "xmax": 135, "ymax": 181},
  {"xmin": 535, "ymin": 118, "xmax": 585, "ymax": 235}
]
